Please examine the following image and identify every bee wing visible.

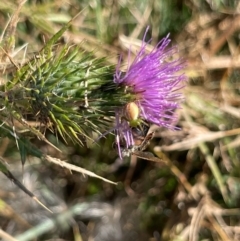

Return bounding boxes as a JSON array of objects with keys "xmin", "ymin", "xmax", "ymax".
[
  {"xmin": 138, "ymin": 131, "xmax": 154, "ymax": 151},
  {"xmin": 132, "ymin": 150, "xmax": 164, "ymax": 164}
]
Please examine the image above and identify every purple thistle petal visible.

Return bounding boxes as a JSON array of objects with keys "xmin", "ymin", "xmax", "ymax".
[{"xmin": 114, "ymin": 28, "xmax": 187, "ymax": 156}]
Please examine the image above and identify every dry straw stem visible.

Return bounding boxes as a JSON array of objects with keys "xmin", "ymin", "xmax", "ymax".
[
  {"xmin": 180, "ymin": 5, "xmax": 240, "ymax": 80},
  {"xmin": 188, "ymin": 195, "xmax": 240, "ymax": 241},
  {"xmin": 133, "ymin": 150, "xmax": 193, "ymax": 194},
  {"xmin": 44, "ymin": 155, "xmax": 117, "ymax": 185},
  {"xmin": 0, "ymin": 199, "xmax": 31, "ymax": 229},
  {"xmin": 0, "ymin": 229, "xmax": 18, "ymax": 241},
  {"xmin": 0, "ymin": 156, "xmax": 53, "ymax": 213},
  {"xmin": 188, "ymin": 55, "xmax": 240, "ymax": 70},
  {"xmin": 0, "ymin": 0, "xmax": 26, "ymax": 61},
  {"xmin": 198, "ymin": 142, "xmax": 228, "ymax": 203},
  {"xmin": 153, "ymin": 150, "xmax": 193, "ymax": 194},
  {"xmin": 178, "ymin": 106, "xmax": 228, "ymax": 202},
  {"xmin": 158, "ymin": 127, "xmax": 240, "ymax": 152}
]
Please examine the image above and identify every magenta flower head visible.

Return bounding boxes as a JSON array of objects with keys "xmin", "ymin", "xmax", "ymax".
[{"xmin": 114, "ymin": 27, "xmax": 187, "ymax": 158}]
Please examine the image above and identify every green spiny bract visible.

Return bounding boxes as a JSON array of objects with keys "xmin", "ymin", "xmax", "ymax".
[{"xmin": 1, "ymin": 45, "xmax": 130, "ymax": 146}]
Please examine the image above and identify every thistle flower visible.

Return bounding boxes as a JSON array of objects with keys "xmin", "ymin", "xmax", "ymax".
[{"xmin": 114, "ymin": 28, "xmax": 186, "ymax": 157}]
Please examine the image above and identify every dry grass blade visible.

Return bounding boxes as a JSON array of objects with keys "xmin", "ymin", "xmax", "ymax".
[
  {"xmin": 0, "ymin": 160, "xmax": 53, "ymax": 213},
  {"xmin": 199, "ymin": 142, "xmax": 228, "ymax": 203},
  {"xmin": 0, "ymin": 199, "xmax": 31, "ymax": 229},
  {"xmin": 189, "ymin": 56, "xmax": 240, "ymax": 70},
  {"xmin": 159, "ymin": 127, "xmax": 240, "ymax": 151},
  {"xmin": 189, "ymin": 198, "xmax": 205, "ymax": 241},
  {"xmin": 154, "ymin": 150, "xmax": 193, "ymax": 194},
  {"xmin": 0, "ymin": 0, "xmax": 26, "ymax": 61},
  {"xmin": 11, "ymin": 113, "xmax": 62, "ymax": 153},
  {"xmin": 188, "ymin": 196, "xmax": 238, "ymax": 241},
  {"xmin": 133, "ymin": 150, "xmax": 193, "ymax": 193},
  {"xmin": 44, "ymin": 155, "xmax": 117, "ymax": 185},
  {"xmin": 208, "ymin": 215, "xmax": 232, "ymax": 241},
  {"xmin": 0, "ymin": 229, "xmax": 18, "ymax": 241}
]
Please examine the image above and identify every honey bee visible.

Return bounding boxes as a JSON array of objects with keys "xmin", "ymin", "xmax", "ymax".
[
  {"xmin": 131, "ymin": 124, "xmax": 153, "ymax": 150},
  {"xmin": 126, "ymin": 127, "xmax": 161, "ymax": 163},
  {"xmin": 122, "ymin": 128, "xmax": 154, "ymax": 157}
]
